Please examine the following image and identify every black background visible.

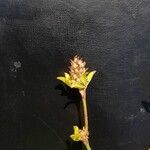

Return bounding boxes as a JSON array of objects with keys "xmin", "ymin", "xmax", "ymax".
[{"xmin": 0, "ymin": 0, "xmax": 150, "ymax": 150}]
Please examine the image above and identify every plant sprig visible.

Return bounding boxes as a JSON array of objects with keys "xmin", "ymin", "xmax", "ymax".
[{"xmin": 57, "ymin": 55, "xmax": 96, "ymax": 150}]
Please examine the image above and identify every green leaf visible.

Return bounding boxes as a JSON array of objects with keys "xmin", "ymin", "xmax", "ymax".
[
  {"xmin": 70, "ymin": 126, "xmax": 81, "ymax": 141},
  {"xmin": 57, "ymin": 76, "xmax": 72, "ymax": 87},
  {"xmin": 70, "ymin": 134, "xmax": 80, "ymax": 141},
  {"xmin": 65, "ymin": 78, "xmax": 72, "ymax": 87},
  {"xmin": 87, "ymin": 71, "xmax": 96, "ymax": 85},
  {"xmin": 80, "ymin": 73, "xmax": 87, "ymax": 86},
  {"xmin": 64, "ymin": 72, "xmax": 70, "ymax": 79},
  {"xmin": 57, "ymin": 77, "xmax": 66, "ymax": 83},
  {"xmin": 71, "ymin": 82, "xmax": 85, "ymax": 89}
]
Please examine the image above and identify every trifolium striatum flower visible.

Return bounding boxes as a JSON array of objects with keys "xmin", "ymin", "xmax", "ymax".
[{"xmin": 57, "ymin": 55, "xmax": 96, "ymax": 89}]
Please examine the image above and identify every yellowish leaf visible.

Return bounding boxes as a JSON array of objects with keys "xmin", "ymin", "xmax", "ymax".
[
  {"xmin": 65, "ymin": 78, "xmax": 72, "ymax": 87},
  {"xmin": 57, "ymin": 77, "xmax": 66, "ymax": 83},
  {"xmin": 57, "ymin": 76, "xmax": 72, "ymax": 87},
  {"xmin": 70, "ymin": 134, "xmax": 81, "ymax": 141},
  {"xmin": 80, "ymin": 73, "xmax": 87, "ymax": 86},
  {"xmin": 87, "ymin": 71, "xmax": 96, "ymax": 84},
  {"xmin": 70, "ymin": 126, "xmax": 81, "ymax": 141},
  {"xmin": 64, "ymin": 72, "xmax": 70, "ymax": 79},
  {"xmin": 71, "ymin": 82, "xmax": 85, "ymax": 89},
  {"xmin": 73, "ymin": 126, "xmax": 79, "ymax": 134}
]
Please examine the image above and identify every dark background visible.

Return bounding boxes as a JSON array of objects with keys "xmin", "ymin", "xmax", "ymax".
[{"xmin": 0, "ymin": 0, "xmax": 150, "ymax": 150}]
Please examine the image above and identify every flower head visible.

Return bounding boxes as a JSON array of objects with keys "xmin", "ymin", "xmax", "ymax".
[
  {"xmin": 70, "ymin": 126, "xmax": 89, "ymax": 143},
  {"xmin": 57, "ymin": 55, "xmax": 96, "ymax": 89}
]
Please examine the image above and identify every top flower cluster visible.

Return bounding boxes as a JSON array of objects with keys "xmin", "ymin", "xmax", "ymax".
[{"xmin": 57, "ymin": 55, "xmax": 96, "ymax": 89}]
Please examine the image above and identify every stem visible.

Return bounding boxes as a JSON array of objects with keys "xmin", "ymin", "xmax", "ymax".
[
  {"xmin": 84, "ymin": 142, "xmax": 91, "ymax": 150},
  {"xmin": 80, "ymin": 89, "xmax": 91, "ymax": 150},
  {"xmin": 80, "ymin": 89, "xmax": 88, "ymax": 131}
]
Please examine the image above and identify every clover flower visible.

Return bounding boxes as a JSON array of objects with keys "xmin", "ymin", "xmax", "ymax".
[
  {"xmin": 70, "ymin": 126, "xmax": 89, "ymax": 143},
  {"xmin": 57, "ymin": 55, "xmax": 96, "ymax": 89}
]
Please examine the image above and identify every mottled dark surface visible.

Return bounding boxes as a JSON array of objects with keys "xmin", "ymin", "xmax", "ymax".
[{"xmin": 0, "ymin": 0, "xmax": 150, "ymax": 150}]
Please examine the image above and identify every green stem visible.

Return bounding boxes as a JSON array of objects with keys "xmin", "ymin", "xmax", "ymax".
[{"xmin": 84, "ymin": 142, "xmax": 91, "ymax": 150}]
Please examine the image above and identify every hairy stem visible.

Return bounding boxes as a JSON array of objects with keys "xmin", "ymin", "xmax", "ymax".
[
  {"xmin": 80, "ymin": 89, "xmax": 88, "ymax": 131},
  {"xmin": 80, "ymin": 89, "xmax": 91, "ymax": 150}
]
